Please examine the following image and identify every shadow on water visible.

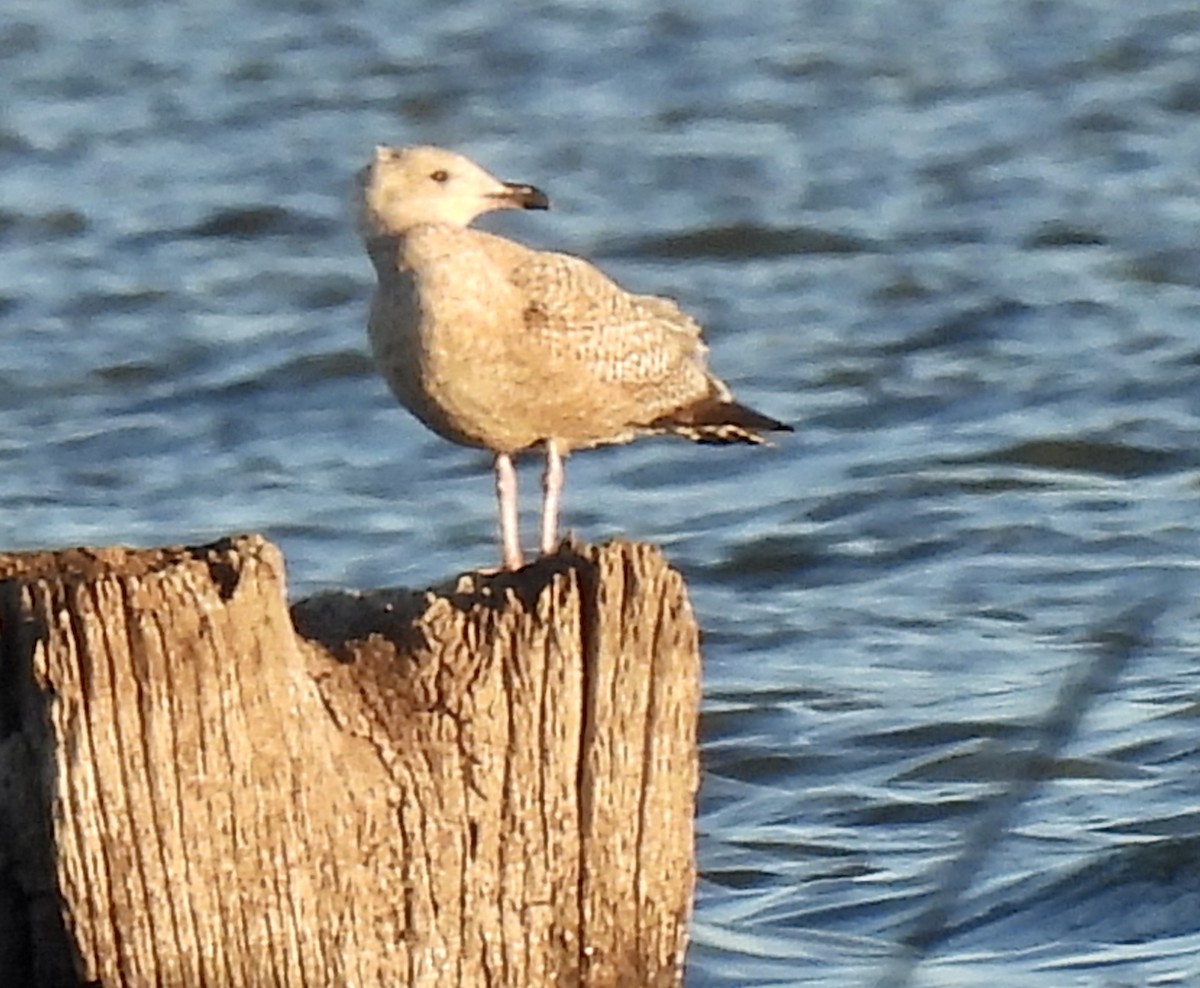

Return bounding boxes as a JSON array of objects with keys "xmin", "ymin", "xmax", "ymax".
[
  {"xmin": 945, "ymin": 438, "xmax": 1190, "ymax": 480},
  {"xmin": 873, "ymin": 591, "xmax": 1171, "ymax": 988}
]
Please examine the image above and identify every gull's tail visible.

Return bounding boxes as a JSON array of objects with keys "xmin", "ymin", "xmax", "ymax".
[{"xmin": 650, "ymin": 395, "xmax": 793, "ymax": 445}]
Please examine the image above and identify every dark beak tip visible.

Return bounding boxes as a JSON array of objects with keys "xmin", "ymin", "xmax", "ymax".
[{"xmin": 504, "ymin": 182, "xmax": 550, "ymax": 210}]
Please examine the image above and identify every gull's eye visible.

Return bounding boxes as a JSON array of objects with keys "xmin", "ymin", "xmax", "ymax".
[{"xmin": 430, "ymin": 169, "xmax": 449, "ymax": 183}]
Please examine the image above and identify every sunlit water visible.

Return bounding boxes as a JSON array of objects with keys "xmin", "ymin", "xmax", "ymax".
[{"xmin": 4, "ymin": 1, "xmax": 1200, "ymax": 984}]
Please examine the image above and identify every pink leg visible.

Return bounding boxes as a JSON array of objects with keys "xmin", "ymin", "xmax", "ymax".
[
  {"xmin": 495, "ymin": 452, "xmax": 523, "ymax": 570},
  {"xmin": 540, "ymin": 439, "xmax": 564, "ymax": 556}
]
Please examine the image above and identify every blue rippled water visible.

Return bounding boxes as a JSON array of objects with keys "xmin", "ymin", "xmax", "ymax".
[{"xmin": 4, "ymin": 1, "xmax": 1200, "ymax": 984}]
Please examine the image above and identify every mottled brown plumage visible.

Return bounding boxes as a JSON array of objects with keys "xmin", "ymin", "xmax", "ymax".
[{"xmin": 357, "ymin": 145, "xmax": 791, "ymax": 569}]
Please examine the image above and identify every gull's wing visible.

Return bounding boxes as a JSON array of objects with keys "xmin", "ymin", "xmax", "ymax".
[
  {"xmin": 507, "ymin": 249, "xmax": 788, "ymax": 443},
  {"xmin": 510, "ymin": 250, "xmax": 713, "ymax": 392}
]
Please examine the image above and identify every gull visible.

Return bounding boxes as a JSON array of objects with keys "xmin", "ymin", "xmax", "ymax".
[{"xmin": 357, "ymin": 145, "xmax": 791, "ymax": 570}]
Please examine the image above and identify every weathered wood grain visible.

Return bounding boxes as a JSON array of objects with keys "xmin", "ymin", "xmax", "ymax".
[{"xmin": 0, "ymin": 536, "xmax": 699, "ymax": 988}]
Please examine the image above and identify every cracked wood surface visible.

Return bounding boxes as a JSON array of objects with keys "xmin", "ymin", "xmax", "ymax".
[{"xmin": 0, "ymin": 535, "xmax": 699, "ymax": 988}]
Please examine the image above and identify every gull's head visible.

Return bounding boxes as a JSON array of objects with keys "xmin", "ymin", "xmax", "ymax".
[{"xmin": 357, "ymin": 145, "xmax": 549, "ymax": 237}]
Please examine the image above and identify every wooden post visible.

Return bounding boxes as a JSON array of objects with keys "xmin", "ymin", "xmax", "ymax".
[{"xmin": 0, "ymin": 535, "xmax": 699, "ymax": 988}]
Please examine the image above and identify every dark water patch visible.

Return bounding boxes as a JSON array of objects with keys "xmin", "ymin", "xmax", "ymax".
[
  {"xmin": 919, "ymin": 144, "xmax": 1024, "ymax": 202},
  {"xmin": 878, "ymin": 300, "xmax": 1034, "ymax": 356},
  {"xmin": 809, "ymin": 363, "xmax": 879, "ymax": 390},
  {"xmin": 1103, "ymin": 811, "xmax": 1200, "ymax": 839},
  {"xmin": 1103, "ymin": 734, "xmax": 1200, "ymax": 772},
  {"xmin": 706, "ymin": 532, "xmax": 829, "ymax": 584},
  {"xmin": 1161, "ymin": 78, "xmax": 1200, "ymax": 115},
  {"xmin": 865, "ymin": 535, "xmax": 961, "ymax": 573},
  {"xmin": 972, "ymin": 607, "xmax": 1027, "ymax": 624},
  {"xmin": 1182, "ymin": 348, "xmax": 1200, "ymax": 367},
  {"xmin": 695, "ymin": 622, "xmax": 819, "ymax": 655},
  {"xmin": 1069, "ymin": 105, "xmax": 1140, "ymax": 134},
  {"xmin": 59, "ymin": 287, "xmax": 171, "ymax": 319},
  {"xmin": 0, "ymin": 127, "xmax": 33, "ymax": 155},
  {"xmin": 0, "ymin": 19, "xmax": 44, "ymax": 57},
  {"xmin": 894, "ymin": 744, "xmax": 1149, "ymax": 785},
  {"xmin": 701, "ymin": 705, "xmax": 808, "ymax": 745},
  {"xmin": 870, "ymin": 272, "xmax": 944, "ymax": 303},
  {"xmin": 1089, "ymin": 33, "xmax": 1174, "ymax": 75},
  {"xmin": 959, "ymin": 521, "xmax": 1156, "ymax": 564},
  {"xmin": 706, "ymin": 531, "xmax": 950, "ymax": 586},
  {"xmin": 950, "ymin": 438, "xmax": 1184, "ymax": 479},
  {"xmin": 899, "ymin": 222, "xmax": 992, "ymax": 247},
  {"xmin": 200, "ymin": 268, "xmax": 363, "ymax": 310},
  {"xmin": 1022, "ymin": 222, "xmax": 1108, "ymax": 249},
  {"xmin": 771, "ymin": 51, "xmax": 851, "ymax": 81},
  {"xmin": 954, "ymin": 837, "xmax": 1200, "ymax": 946},
  {"xmin": 705, "ymin": 748, "xmax": 840, "ymax": 787},
  {"xmin": 0, "ymin": 490, "xmax": 61, "ymax": 509},
  {"xmin": 704, "ymin": 528, "xmax": 962, "ymax": 591},
  {"xmin": 839, "ymin": 796, "xmax": 983, "ymax": 828},
  {"xmin": 602, "ymin": 222, "xmax": 877, "ymax": 261},
  {"xmin": 291, "ymin": 274, "xmax": 363, "ymax": 310},
  {"xmin": 0, "ymin": 373, "xmax": 63, "ymax": 408},
  {"xmin": 37, "ymin": 209, "xmax": 90, "ymax": 238},
  {"xmin": 811, "ymin": 471, "xmax": 989, "ymax": 524},
  {"xmin": 0, "ymin": 207, "xmax": 89, "ymax": 241},
  {"xmin": 187, "ymin": 205, "xmax": 335, "ymax": 240},
  {"xmin": 806, "ymin": 488, "xmax": 890, "ymax": 524},
  {"xmin": 755, "ymin": 886, "xmax": 929, "ymax": 937},
  {"xmin": 700, "ymin": 696, "xmax": 800, "ymax": 735},
  {"xmin": 67, "ymin": 466, "xmax": 126, "ymax": 490},
  {"xmin": 90, "ymin": 361, "xmax": 163, "ymax": 388},
  {"xmin": 857, "ymin": 720, "xmax": 1031, "ymax": 751},
  {"xmin": 702, "ymin": 867, "xmax": 785, "ymax": 891},
  {"xmin": 226, "ymin": 57, "xmax": 279, "ymax": 85},
  {"xmin": 209, "ymin": 349, "xmax": 377, "ymax": 398},
  {"xmin": 1162, "ymin": 699, "xmax": 1200, "ymax": 720},
  {"xmin": 811, "ymin": 390, "xmax": 969, "ymax": 431},
  {"xmin": 954, "ymin": 474, "xmax": 1057, "ymax": 494},
  {"xmin": 705, "ymin": 684, "xmax": 848, "ymax": 712},
  {"xmin": 266, "ymin": 520, "xmax": 332, "ymax": 541},
  {"xmin": 703, "ymin": 855, "xmax": 872, "ymax": 891},
  {"xmin": 808, "ymin": 471, "xmax": 1049, "ymax": 522},
  {"xmin": 1121, "ymin": 248, "xmax": 1200, "ymax": 288},
  {"xmin": 705, "ymin": 683, "xmax": 884, "ymax": 716},
  {"xmin": 610, "ymin": 444, "xmax": 784, "ymax": 490},
  {"xmin": 54, "ymin": 421, "xmax": 170, "ymax": 460},
  {"xmin": 730, "ymin": 838, "xmax": 865, "ymax": 865}
]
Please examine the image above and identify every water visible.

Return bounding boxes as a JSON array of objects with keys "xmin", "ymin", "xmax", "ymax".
[{"xmin": 4, "ymin": 1, "xmax": 1200, "ymax": 984}]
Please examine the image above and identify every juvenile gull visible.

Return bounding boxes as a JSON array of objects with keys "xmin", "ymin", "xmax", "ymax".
[{"xmin": 357, "ymin": 145, "xmax": 791, "ymax": 570}]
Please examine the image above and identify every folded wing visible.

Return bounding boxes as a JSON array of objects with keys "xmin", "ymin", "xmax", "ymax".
[{"xmin": 510, "ymin": 250, "xmax": 790, "ymax": 444}]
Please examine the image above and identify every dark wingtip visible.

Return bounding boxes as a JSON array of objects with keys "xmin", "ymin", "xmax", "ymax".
[{"xmin": 650, "ymin": 397, "xmax": 792, "ymax": 445}]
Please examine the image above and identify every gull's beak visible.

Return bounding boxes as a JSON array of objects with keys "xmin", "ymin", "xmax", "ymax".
[{"xmin": 491, "ymin": 181, "xmax": 550, "ymax": 211}]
